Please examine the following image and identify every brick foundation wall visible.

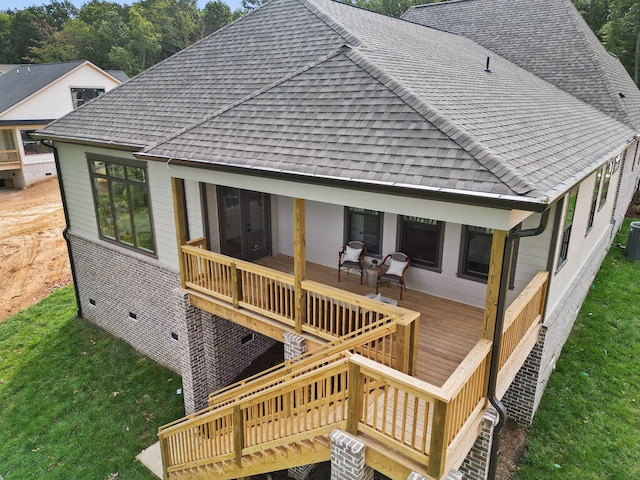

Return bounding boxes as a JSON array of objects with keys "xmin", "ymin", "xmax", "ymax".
[
  {"xmin": 70, "ymin": 233, "xmax": 183, "ymax": 373},
  {"xmin": 459, "ymin": 407, "xmax": 498, "ymax": 480},
  {"xmin": 502, "ymin": 327, "xmax": 547, "ymax": 424},
  {"xmin": 330, "ymin": 429, "xmax": 374, "ymax": 480}
]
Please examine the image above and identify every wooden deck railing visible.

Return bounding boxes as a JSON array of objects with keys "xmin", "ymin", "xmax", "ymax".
[
  {"xmin": 166, "ymin": 244, "xmax": 549, "ymax": 479},
  {"xmin": 0, "ymin": 150, "xmax": 20, "ymax": 165},
  {"xmin": 496, "ymin": 271, "xmax": 548, "ymax": 397},
  {"xmin": 159, "ymin": 340, "xmax": 493, "ymax": 480},
  {"xmin": 181, "ymin": 243, "xmax": 419, "ymax": 369}
]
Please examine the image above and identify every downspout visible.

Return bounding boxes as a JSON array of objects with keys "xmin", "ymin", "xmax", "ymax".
[
  {"xmin": 45, "ymin": 140, "xmax": 82, "ymax": 318},
  {"xmin": 486, "ymin": 207, "xmax": 550, "ymax": 480}
]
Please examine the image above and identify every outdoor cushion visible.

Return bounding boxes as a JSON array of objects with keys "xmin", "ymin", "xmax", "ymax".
[
  {"xmin": 385, "ymin": 258, "xmax": 408, "ymax": 277},
  {"xmin": 344, "ymin": 245, "xmax": 363, "ymax": 263}
]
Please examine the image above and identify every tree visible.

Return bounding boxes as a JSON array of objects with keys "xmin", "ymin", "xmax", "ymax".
[
  {"xmin": 200, "ymin": 0, "xmax": 233, "ymax": 38},
  {"xmin": 0, "ymin": 13, "xmax": 12, "ymax": 63},
  {"xmin": 574, "ymin": 0, "xmax": 610, "ymax": 40},
  {"xmin": 600, "ymin": 0, "xmax": 640, "ymax": 83}
]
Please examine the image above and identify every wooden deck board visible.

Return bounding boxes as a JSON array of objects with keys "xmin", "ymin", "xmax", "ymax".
[{"xmin": 258, "ymin": 255, "xmax": 484, "ymax": 387}]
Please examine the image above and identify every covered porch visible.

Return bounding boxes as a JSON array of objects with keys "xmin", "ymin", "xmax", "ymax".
[{"xmin": 258, "ymin": 253, "xmax": 484, "ymax": 387}]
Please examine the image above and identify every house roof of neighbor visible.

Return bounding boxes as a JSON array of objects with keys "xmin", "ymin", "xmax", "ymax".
[
  {"xmin": 0, "ymin": 60, "xmax": 127, "ymax": 115},
  {"xmin": 40, "ymin": 0, "xmax": 638, "ymax": 206}
]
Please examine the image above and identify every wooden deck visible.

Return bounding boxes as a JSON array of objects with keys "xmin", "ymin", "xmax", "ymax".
[{"xmin": 258, "ymin": 255, "xmax": 484, "ymax": 387}]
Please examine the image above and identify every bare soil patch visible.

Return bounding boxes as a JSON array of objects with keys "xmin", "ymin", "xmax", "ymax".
[{"xmin": 0, "ymin": 178, "xmax": 71, "ymax": 321}]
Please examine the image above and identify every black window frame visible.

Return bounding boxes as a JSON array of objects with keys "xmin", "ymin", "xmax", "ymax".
[
  {"xmin": 458, "ymin": 225, "xmax": 493, "ymax": 283},
  {"xmin": 396, "ymin": 215, "xmax": 444, "ymax": 271},
  {"xmin": 20, "ymin": 130, "xmax": 49, "ymax": 155},
  {"xmin": 344, "ymin": 207, "xmax": 383, "ymax": 257},
  {"xmin": 598, "ymin": 160, "xmax": 614, "ymax": 211},
  {"xmin": 87, "ymin": 154, "xmax": 156, "ymax": 256},
  {"xmin": 587, "ymin": 166, "xmax": 603, "ymax": 232},
  {"xmin": 71, "ymin": 87, "xmax": 105, "ymax": 109},
  {"xmin": 557, "ymin": 186, "xmax": 579, "ymax": 271}
]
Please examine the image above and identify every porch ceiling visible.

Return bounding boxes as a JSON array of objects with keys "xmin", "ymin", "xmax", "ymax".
[{"xmin": 258, "ymin": 254, "xmax": 484, "ymax": 387}]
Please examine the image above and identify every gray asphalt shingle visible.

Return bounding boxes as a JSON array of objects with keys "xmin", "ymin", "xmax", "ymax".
[
  {"xmin": 42, "ymin": 0, "xmax": 638, "ymax": 203},
  {"xmin": 402, "ymin": 0, "xmax": 640, "ymax": 131}
]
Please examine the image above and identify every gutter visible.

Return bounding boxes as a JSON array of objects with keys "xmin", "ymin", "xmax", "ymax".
[
  {"xmin": 45, "ymin": 140, "xmax": 82, "ymax": 318},
  {"xmin": 136, "ymin": 153, "xmax": 551, "ymax": 213},
  {"xmin": 486, "ymin": 206, "xmax": 551, "ymax": 480}
]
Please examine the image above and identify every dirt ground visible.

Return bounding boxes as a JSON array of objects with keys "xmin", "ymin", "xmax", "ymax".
[{"xmin": 0, "ymin": 178, "xmax": 71, "ymax": 321}]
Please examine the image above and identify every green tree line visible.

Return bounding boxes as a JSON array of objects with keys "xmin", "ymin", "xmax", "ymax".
[
  {"xmin": 2, "ymin": 0, "xmax": 639, "ymax": 83},
  {"xmin": 0, "ymin": 0, "xmax": 247, "ymax": 76}
]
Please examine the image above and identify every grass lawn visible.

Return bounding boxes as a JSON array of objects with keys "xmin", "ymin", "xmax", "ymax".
[
  {"xmin": 516, "ymin": 220, "xmax": 640, "ymax": 479},
  {"xmin": 0, "ymin": 286, "xmax": 184, "ymax": 479}
]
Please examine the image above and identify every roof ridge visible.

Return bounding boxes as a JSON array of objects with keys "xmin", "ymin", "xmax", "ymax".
[
  {"xmin": 408, "ymin": 0, "xmax": 477, "ymax": 11},
  {"xmin": 143, "ymin": 45, "xmax": 350, "ymax": 153},
  {"xmin": 343, "ymin": 47, "xmax": 542, "ymax": 197},
  {"xmin": 297, "ymin": 0, "xmax": 362, "ymax": 46},
  {"xmin": 563, "ymin": 0, "xmax": 632, "ymax": 127}
]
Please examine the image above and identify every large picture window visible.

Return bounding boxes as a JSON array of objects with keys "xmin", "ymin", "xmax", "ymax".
[
  {"xmin": 88, "ymin": 156, "xmax": 155, "ymax": 254},
  {"xmin": 397, "ymin": 216, "xmax": 444, "ymax": 270},
  {"xmin": 345, "ymin": 207, "xmax": 383, "ymax": 256},
  {"xmin": 557, "ymin": 186, "xmax": 579, "ymax": 269},
  {"xmin": 459, "ymin": 226, "xmax": 493, "ymax": 281},
  {"xmin": 71, "ymin": 87, "xmax": 105, "ymax": 109}
]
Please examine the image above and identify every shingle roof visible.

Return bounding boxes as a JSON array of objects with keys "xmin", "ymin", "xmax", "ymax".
[
  {"xmin": 41, "ymin": 0, "xmax": 347, "ymax": 146},
  {"xmin": 106, "ymin": 70, "xmax": 130, "ymax": 83},
  {"xmin": 403, "ymin": 0, "xmax": 640, "ymax": 131},
  {"xmin": 42, "ymin": 0, "xmax": 637, "ymax": 203},
  {"xmin": 0, "ymin": 61, "xmax": 85, "ymax": 114}
]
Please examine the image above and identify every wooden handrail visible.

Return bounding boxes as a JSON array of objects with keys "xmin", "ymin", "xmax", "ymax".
[
  {"xmin": 169, "ymin": 244, "xmax": 549, "ymax": 479},
  {"xmin": 499, "ymin": 271, "xmax": 548, "ymax": 370}
]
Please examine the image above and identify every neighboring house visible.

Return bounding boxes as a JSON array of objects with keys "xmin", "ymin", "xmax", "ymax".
[
  {"xmin": 36, "ymin": 0, "xmax": 640, "ymax": 479},
  {"xmin": 0, "ymin": 61, "xmax": 126, "ymax": 188}
]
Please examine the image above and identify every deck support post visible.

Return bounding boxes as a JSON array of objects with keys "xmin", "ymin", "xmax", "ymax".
[
  {"xmin": 233, "ymin": 405, "xmax": 244, "ymax": 467},
  {"xmin": 171, "ymin": 177, "xmax": 188, "ymax": 290},
  {"xmin": 483, "ymin": 229, "xmax": 508, "ymax": 341},
  {"xmin": 293, "ymin": 198, "xmax": 306, "ymax": 333},
  {"xmin": 346, "ymin": 362, "xmax": 362, "ymax": 435},
  {"xmin": 428, "ymin": 399, "xmax": 448, "ymax": 478}
]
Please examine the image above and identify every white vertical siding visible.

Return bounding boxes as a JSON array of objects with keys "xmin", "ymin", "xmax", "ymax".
[
  {"xmin": 2, "ymin": 65, "xmax": 121, "ymax": 121},
  {"xmin": 184, "ymin": 180, "xmax": 203, "ymax": 240}
]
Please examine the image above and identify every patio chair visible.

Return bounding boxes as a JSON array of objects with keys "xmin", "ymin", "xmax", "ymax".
[
  {"xmin": 338, "ymin": 241, "xmax": 367, "ymax": 284},
  {"xmin": 376, "ymin": 252, "xmax": 410, "ymax": 300}
]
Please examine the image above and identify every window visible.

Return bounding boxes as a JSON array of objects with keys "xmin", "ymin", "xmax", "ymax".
[
  {"xmin": 88, "ymin": 156, "xmax": 155, "ymax": 254},
  {"xmin": 71, "ymin": 87, "xmax": 105, "ymax": 109},
  {"xmin": 598, "ymin": 160, "xmax": 613, "ymax": 210},
  {"xmin": 587, "ymin": 166, "xmax": 603, "ymax": 231},
  {"xmin": 345, "ymin": 207, "xmax": 383, "ymax": 256},
  {"xmin": 20, "ymin": 130, "xmax": 49, "ymax": 155},
  {"xmin": 397, "ymin": 216, "xmax": 444, "ymax": 270},
  {"xmin": 459, "ymin": 226, "xmax": 493, "ymax": 281},
  {"xmin": 613, "ymin": 153, "xmax": 621, "ymax": 172},
  {"xmin": 557, "ymin": 186, "xmax": 579, "ymax": 269}
]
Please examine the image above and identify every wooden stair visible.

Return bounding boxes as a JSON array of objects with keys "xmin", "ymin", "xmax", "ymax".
[{"xmin": 168, "ymin": 434, "xmax": 331, "ymax": 480}]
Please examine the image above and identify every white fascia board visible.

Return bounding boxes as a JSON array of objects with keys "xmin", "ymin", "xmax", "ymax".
[{"xmin": 165, "ymin": 163, "xmax": 535, "ymax": 231}]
